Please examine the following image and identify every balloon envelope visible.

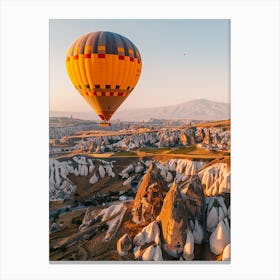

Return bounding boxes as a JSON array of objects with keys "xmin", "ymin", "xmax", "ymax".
[{"xmin": 66, "ymin": 31, "xmax": 142, "ymax": 122}]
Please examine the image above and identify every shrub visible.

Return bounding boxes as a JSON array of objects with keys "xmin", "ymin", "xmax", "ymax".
[
  {"xmin": 98, "ymin": 223, "xmax": 108, "ymax": 231},
  {"xmin": 52, "ymin": 212, "xmax": 60, "ymax": 222},
  {"xmin": 71, "ymin": 217, "xmax": 82, "ymax": 225}
]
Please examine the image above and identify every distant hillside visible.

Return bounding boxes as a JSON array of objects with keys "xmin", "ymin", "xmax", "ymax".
[
  {"xmin": 114, "ymin": 99, "xmax": 230, "ymax": 121},
  {"xmin": 50, "ymin": 99, "xmax": 230, "ymax": 121}
]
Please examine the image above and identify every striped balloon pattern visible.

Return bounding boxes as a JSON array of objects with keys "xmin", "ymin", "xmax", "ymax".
[{"xmin": 66, "ymin": 31, "xmax": 142, "ymax": 123}]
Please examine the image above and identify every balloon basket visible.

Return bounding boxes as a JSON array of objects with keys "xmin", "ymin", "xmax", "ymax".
[{"xmin": 99, "ymin": 121, "xmax": 111, "ymax": 127}]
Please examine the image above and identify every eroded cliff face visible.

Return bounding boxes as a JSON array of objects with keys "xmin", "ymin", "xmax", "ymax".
[
  {"xmin": 158, "ymin": 182, "xmax": 188, "ymax": 257},
  {"xmin": 117, "ymin": 159, "xmax": 230, "ymax": 261},
  {"xmin": 158, "ymin": 175, "xmax": 205, "ymax": 258},
  {"xmin": 132, "ymin": 163, "xmax": 168, "ymax": 224}
]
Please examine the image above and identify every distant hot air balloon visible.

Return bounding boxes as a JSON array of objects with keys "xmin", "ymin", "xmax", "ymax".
[{"xmin": 66, "ymin": 31, "xmax": 142, "ymax": 126}]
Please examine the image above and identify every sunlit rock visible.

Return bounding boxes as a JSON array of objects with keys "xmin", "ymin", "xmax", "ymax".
[
  {"xmin": 153, "ymin": 245, "xmax": 163, "ymax": 261},
  {"xmin": 166, "ymin": 171, "xmax": 173, "ymax": 183},
  {"xmin": 183, "ymin": 230, "xmax": 194, "ymax": 260},
  {"xmin": 132, "ymin": 163, "xmax": 168, "ymax": 224},
  {"xmin": 193, "ymin": 218, "xmax": 204, "ymax": 244},
  {"xmin": 89, "ymin": 174, "xmax": 99, "ymax": 184},
  {"xmin": 117, "ymin": 233, "xmax": 132, "ymax": 257},
  {"xmin": 207, "ymin": 206, "xmax": 219, "ymax": 232},
  {"xmin": 97, "ymin": 203, "xmax": 127, "ymax": 241},
  {"xmin": 123, "ymin": 176, "xmax": 135, "ymax": 187},
  {"xmin": 143, "ymin": 221, "xmax": 161, "ymax": 244},
  {"xmin": 98, "ymin": 165, "xmax": 106, "ymax": 178},
  {"xmin": 209, "ymin": 219, "xmax": 230, "ymax": 255},
  {"xmin": 158, "ymin": 182, "xmax": 188, "ymax": 258},
  {"xmin": 222, "ymin": 243, "xmax": 231, "ymax": 261},
  {"xmin": 133, "ymin": 231, "xmax": 145, "ymax": 247},
  {"xmin": 142, "ymin": 245, "xmax": 155, "ymax": 261}
]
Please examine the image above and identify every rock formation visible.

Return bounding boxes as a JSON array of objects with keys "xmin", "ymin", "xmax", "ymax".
[
  {"xmin": 132, "ymin": 220, "xmax": 162, "ymax": 261},
  {"xmin": 179, "ymin": 175, "xmax": 205, "ymax": 224},
  {"xmin": 222, "ymin": 243, "xmax": 231, "ymax": 261},
  {"xmin": 209, "ymin": 218, "xmax": 230, "ymax": 255},
  {"xmin": 203, "ymin": 129, "xmax": 212, "ymax": 145},
  {"xmin": 79, "ymin": 207, "xmax": 94, "ymax": 231},
  {"xmin": 51, "ymin": 126, "xmax": 231, "ymax": 156},
  {"xmin": 199, "ymin": 163, "xmax": 231, "ymax": 196},
  {"xmin": 115, "ymin": 159, "xmax": 230, "ymax": 261},
  {"xmin": 117, "ymin": 234, "xmax": 132, "ymax": 257},
  {"xmin": 132, "ymin": 163, "xmax": 168, "ymax": 224},
  {"xmin": 179, "ymin": 132, "xmax": 188, "ymax": 145},
  {"xmin": 205, "ymin": 196, "xmax": 228, "ymax": 233},
  {"xmin": 158, "ymin": 182, "xmax": 189, "ymax": 258},
  {"xmin": 97, "ymin": 204, "xmax": 127, "ymax": 241},
  {"xmin": 141, "ymin": 244, "xmax": 163, "ymax": 261},
  {"xmin": 49, "ymin": 156, "xmax": 115, "ymax": 201},
  {"xmin": 183, "ymin": 230, "xmax": 194, "ymax": 260}
]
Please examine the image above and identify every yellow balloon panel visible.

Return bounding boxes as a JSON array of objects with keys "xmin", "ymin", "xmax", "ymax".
[{"xmin": 66, "ymin": 31, "xmax": 142, "ymax": 121}]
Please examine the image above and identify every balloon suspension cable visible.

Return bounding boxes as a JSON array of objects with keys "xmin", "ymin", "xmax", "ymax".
[{"xmin": 99, "ymin": 120, "xmax": 111, "ymax": 127}]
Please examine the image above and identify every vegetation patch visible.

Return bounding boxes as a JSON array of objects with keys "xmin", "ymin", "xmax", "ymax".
[
  {"xmin": 169, "ymin": 145, "xmax": 196, "ymax": 154},
  {"xmin": 139, "ymin": 147, "xmax": 171, "ymax": 154},
  {"xmin": 71, "ymin": 217, "xmax": 83, "ymax": 225},
  {"xmin": 113, "ymin": 151, "xmax": 137, "ymax": 156}
]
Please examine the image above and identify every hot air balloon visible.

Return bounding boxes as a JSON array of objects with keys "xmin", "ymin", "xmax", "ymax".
[{"xmin": 66, "ymin": 31, "xmax": 142, "ymax": 126}]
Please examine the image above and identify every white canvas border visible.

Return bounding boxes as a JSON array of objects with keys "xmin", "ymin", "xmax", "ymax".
[{"xmin": 0, "ymin": 0, "xmax": 279, "ymax": 279}]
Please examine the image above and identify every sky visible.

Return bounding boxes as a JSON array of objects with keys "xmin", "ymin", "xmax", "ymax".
[{"xmin": 49, "ymin": 19, "xmax": 230, "ymax": 112}]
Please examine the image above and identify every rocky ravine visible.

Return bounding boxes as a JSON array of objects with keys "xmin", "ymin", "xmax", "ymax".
[
  {"xmin": 50, "ymin": 126, "xmax": 230, "ymax": 155},
  {"xmin": 63, "ymin": 156, "xmax": 231, "ymax": 261}
]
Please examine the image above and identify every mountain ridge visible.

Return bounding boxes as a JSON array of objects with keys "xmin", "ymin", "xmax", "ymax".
[{"xmin": 50, "ymin": 99, "xmax": 230, "ymax": 121}]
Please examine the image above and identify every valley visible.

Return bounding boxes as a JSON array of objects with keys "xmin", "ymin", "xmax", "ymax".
[{"xmin": 49, "ymin": 117, "xmax": 231, "ymax": 262}]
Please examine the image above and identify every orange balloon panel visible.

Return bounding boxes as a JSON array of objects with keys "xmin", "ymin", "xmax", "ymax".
[{"xmin": 66, "ymin": 31, "xmax": 142, "ymax": 121}]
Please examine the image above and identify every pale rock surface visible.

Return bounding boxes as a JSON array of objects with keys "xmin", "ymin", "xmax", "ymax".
[
  {"xmin": 89, "ymin": 174, "xmax": 99, "ymax": 184},
  {"xmin": 222, "ymin": 243, "xmax": 231, "ymax": 261},
  {"xmin": 132, "ymin": 163, "xmax": 168, "ymax": 224},
  {"xmin": 153, "ymin": 245, "xmax": 163, "ymax": 261},
  {"xmin": 205, "ymin": 196, "xmax": 228, "ymax": 232},
  {"xmin": 199, "ymin": 163, "xmax": 230, "ymax": 196},
  {"xmin": 142, "ymin": 245, "xmax": 155, "ymax": 261},
  {"xmin": 117, "ymin": 233, "xmax": 132, "ymax": 257},
  {"xmin": 133, "ymin": 231, "xmax": 146, "ymax": 247},
  {"xmin": 50, "ymin": 222, "xmax": 59, "ymax": 233},
  {"xmin": 120, "ymin": 164, "xmax": 134, "ymax": 176},
  {"xmin": 79, "ymin": 208, "xmax": 93, "ymax": 231},
  {"xmin": 168, "ymin": 159, "xmax": 177, "ymax": 171},
  {"xmin": 193, "ymin": 218, "xmax": 204, "ymax": 244},
  {"xmin": 135, "ymin": 163, "xmax": 144, "ymax": 174},
  {"xmin": 97, "ymin": 203, "xmax": 127, "ymax": 241},
  {"xmin": 74, "ymin": 168, "xmax": 79, "ymax": 176},
  {"xmin": 133, "ymin": 246, "xmax": 141, "ymax": 259},
  {"xmin": 158, "ymin": 182, "xmax": 188, "ymax": 258},
  {"xmin": 98, "ymin": 165, "xmax": 106, "ymax": 178},
  {"xmin": 121, "ymin": 173, "xmax": 130, "ymax": 179},
  {"xmin": 123, "ymin": 176, "xmax": 135, "ymax": 187},
  {"xmin": 183, "ymin": 231, "xmax": 194, "ymax": 260},
  {"xmin": 142, "ymin": 221, "xmax": 160, "ymax": 244},
  {"xmin": 207, "ymin": 207, "xmax": 219, "ymax": 232},
  {"xmin": 216, "ymin": 196, "xmax": 227, "ymax": 215},
  {"xmin": 218, "ymin": 206, "xmax": 225, "ymax": 222},
  {"xmin": 180, "ymin": 175, "xmax": 205, "ymax": 224},
  {"xmin": 209, "ymin": 219, "xmax": 230, "ymax": 255},
  {"xmin": 218, "ymin": 171, "xmax": 231, "ymax": 193},
  {"xmin": 166, "ymin": 171, "xmax": 173, "ymax": 183},
  {"xmin": 119, "ymin": 195, "xmax": 128, "ymax": 201},
  {"xmin": 133, "ymin": 221, "xmax": 161, "ymax": 247}
]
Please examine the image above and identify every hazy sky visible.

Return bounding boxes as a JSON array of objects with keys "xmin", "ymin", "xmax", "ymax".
[{"xmin": 50, "ymin": 19, "xmax": 230, "ymax": 112}]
